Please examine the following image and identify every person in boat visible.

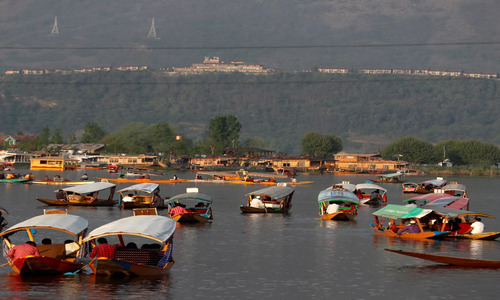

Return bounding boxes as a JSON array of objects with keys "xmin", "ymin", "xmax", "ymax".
[
  {"xmin": 8, "ymin": 241, "xmax": 41, "ymax": 261},
  {"xmin": 122, "ymin": 193, "xmax": 135, "ymax": 202},
  {"xmin": 152, "ymin": 190, "xmax": 164, "ymax": 208},
  {"xmin": 41, "ymin": 238, "xmax": 52, "ymax": 245},
  {"xmin": 170, "ymin": 203, "xmax": 188, "ymax": 216},
  {"xmin": 195, "ymin": 173, "xmax": 203, "ymax": 180},
  {"xmin": 90, "ymin": 237, "xmax": 120, "ymax": 259},
  {"xmin": 125, "ymin": 242, "xmax": 138, "ymax": 249},
  {"xmin": 56, "ymin": 189, "xmax": 67, "ymax": 202},
  {"xmin": 370, "ymin": 189, "xmax": 381, "ymax": 201},
  {"xmin": 0, "ymin": 211, "xmax": 8, "ymax": 231},
  {"xmin": 80, "ymin": 174, "xmax": 89, "ymax": 181},
  {"xmin": 467, "ymin": 217, "xmax": 485, "ymax": 234},
  {"xmin": 173, "ymin": 174, "xmax": 179, "ymax": 180},
  {"xmin": 291, "ymin": 177, "xmax": 297, "ymax": 183},
  {"xmin": 24, "ymin": 173, "xmax": 34, "ymax": 180},
  {"xmin": 326, "ymin": 201, "xmax": 340, "ymax": 214},
  {"xmin": 43, "ymin": 175, "xmax": 49, "ymax": 181},
  {"xmin": 397, "ymin": 220, "xmax": 421, "ymax": 235},
  {"xmin": 6, "ymin": 173, "xmax": 16, "ymax": 179},
  {"xmin": 250, "ymin": 196, "xmax": 265, "ymax": 208}
]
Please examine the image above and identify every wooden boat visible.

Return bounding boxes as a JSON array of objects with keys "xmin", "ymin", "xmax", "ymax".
[
  {"xmin": 97, "ymin": 177, "xmax": 189, "ymax": 184},
  {"xmin": 107, "ymin": 164, "xmax": 120, "ymax": 173},
  {"xmin": 35, "ymin": 182, "xmax": 117, "ymax": 206},
  {"xmin": 0, "ymin": 209, "xmax": 88, "ymax": 276},
  {"xmin": 371, "ymin": 204, "xmax": 451, "ymax": 240},
  {"xmin": 441, "ymin": 182, "xmax": 468, "ymax": 197},
  {"xmin": 199, "ymin": 170, "xmax": 287, "ymax": 183},
  {"xmin": 81, "ymin": 214, "xmax": 176, "ymax": 276},
  {"xmin": 0, "ymin": 177, "xmax": 31, "ymax": 183},
  {"xmin": 371, "ymin": 173, "xmax": 405, "ymax": 183},
  {"xmin": 240, "ymin": 184, "xmax": 295, "ymax": 213},
  {"xmin": 117, "ymin": 183, "xmax": 165, "ymax": 209},
  {"xmin": 166, "ymin": 187, "xmax": 213, "ymax": 223},
  {"xmin": 403, "ymin": 193, "xmax": 469, "ymax": 210},
  {"xmin": 402, "ymin": 177, "xmax": 447, "ymax": 194},
  {"xmin": 355, "ymin": 182, "xmax": 387, "ymax": 205},
  {"xmin": 30, "ymin": 156, "xmax": 79, "ymax": 171},
  {"xmin": 429, "ymin": 207, "xmax": 500, "ymax": 240},
  {"xmin": 317, "ymin": 189, "xmax": 360, "ymax": 221},
  {"xmin": 32, "ymin": 180, "xmax": 96, "ymax": 185},
  {"xmin": 385, "ymin": 248, "xmax": 500, "ymax": 268}
]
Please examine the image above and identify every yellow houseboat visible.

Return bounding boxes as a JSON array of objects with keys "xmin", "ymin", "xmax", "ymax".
[{"xmin": 30, "ymin": 157, "xmax": 79, "ymax": 171}]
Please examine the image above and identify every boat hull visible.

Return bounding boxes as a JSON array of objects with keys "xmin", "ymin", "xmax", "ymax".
[
  {"xmin": 170, "ymin": 212, "xmax": 210, "ymax": 223},
  {"xmin": 319, "ymin": 212, "xmax": 355, "ymax": 221},
  {"xmin": 385, "ymin": 248, "xmax": 500, "ymax": 267},
  {"xmin": 36, "ymin": 198, "xmax": 117, "ymax": 207},
  {"xmin": 11, "ymin": 256, "xmax": 83, "ymax": 276},
  {"xmin": 240, "ymin": 205, "xmax": 290, "ymax": 214},
  {"xmin": 451, "ymin": 232, "xmax": 500, "ymax": 240},
  {"xmin": 371, "ymin": 224, "xmax": 450, "ymax": 240},
  {"xmin": 0, "ymin": 178, "xmax": 31, "ymax": 183},
  {"xmin": 90, "ymin": 258, "xmax": 174, "ymax": 276}
]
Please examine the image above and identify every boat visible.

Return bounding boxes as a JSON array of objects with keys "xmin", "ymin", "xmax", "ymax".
[
  {"xmin": 117, "ymin": 183, "xmax": 165, "ymax": 209},
  {"xmin": 403, "ymin": 193, "xmax": 469, "ymax": 210},
  {"xmin": 199, "ymin": 170, "xmax": 287, "ymax": 183},
  {"xmin": 355, "ymin": 182, "xmax": 388, "ymax": 205},
  {"xmin": 0, "ymin": 209, "xmax": 88, "ymax": 276},
  {"xmin": 30, "ymin": 156, "xmax": 79, "ymax": 171},
  {"xmin": 402, "ymin": 177, "xmax": 447, "ymax": 194},
  {"xmin": 240, "ymin": 184, "xmax": 295, "ymax": 213},
  {"xmin": 35, "ymin": 182, "xmax": 117, "ymax": 206},
  {"xmin": 80, "ymin": 214, "xmax": 176, "ymax": 276},
  {"xmin": 0, "ymin": 177, "xmax": 31, "ymax": 183},
  {"xmin": 371, "ymin": 173, "xmax": 405, "ymax": 183},
  {"xmin": 97, "ymin": 177, "xmax": 189, "ymax": 184},
  {"xmin": 441, "ymin": 182, "xmax": 468, "ymax": 197},
  {"xmin": 166, "ymin": 187, "xmax": 213, "ymax": 223},
  {"xmin": 329, "ymin": 181, "xmax": 356, "ymax": 192},
  {"xmin": 430, "ymin": 207, "xmax": 500, "ymax": 240},
  {"xmin": 371, "ymin": 204, "xmax": 451, "ymax": 240},
  {"xmin": 317, "ymin": 189, "xmax": 360, "ymax": 221},
  {"xmin": 107, "ymin": 164, "xmax": 120, "ymax": 173},
  {"xmin": 32, "ymin": 180, "xmax": 96, "ymax": 185},
  {"xmin": 385, "ymin": 248, "xmax": 500, "ymax": 268}
]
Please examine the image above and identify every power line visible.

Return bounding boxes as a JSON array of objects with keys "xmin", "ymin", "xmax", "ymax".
[{"xmin": 0, "ymin": 41, "xmax": 499, "ymax": 51}]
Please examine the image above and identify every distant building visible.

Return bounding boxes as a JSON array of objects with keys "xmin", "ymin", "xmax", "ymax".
[{"xmin": 174, "ymin": 57, "xmax": 272, "ymax": 73}]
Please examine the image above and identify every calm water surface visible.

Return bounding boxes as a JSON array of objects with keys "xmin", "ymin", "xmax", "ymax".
[{"xmin": 1, "ymin": 169, "xmax": 500, "ymax": 299}]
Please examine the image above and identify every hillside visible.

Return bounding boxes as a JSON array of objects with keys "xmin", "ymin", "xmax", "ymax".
[
  {"xmin": 0, "ymin": 1, "xmax": 499, "ymax": 73},
  {"xmin": 1, "ymin": 71, "xmax": 499, "ymax": 154}
]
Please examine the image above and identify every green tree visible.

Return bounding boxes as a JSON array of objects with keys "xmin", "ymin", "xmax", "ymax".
[
  {"xmin": 301, "ymin": 132, "xmax": 342, "ymax": 158},
  {"xmin": 39, "ymin": 128, "xmax": 50, "ymax": 146},
  {"xmin": 51, "ymin": 128, "xmax": 64, "ymax": 144},
  {"xmin": 81, "ymin": 122, "xmax": 106, "ymax": 143},
  {"xmin": 435, "ymin": 140, "xmax": 500, "ymax": 166},
  {"xmin": 206, "ymin": 115, "xmax": 242, "ymax": 154},
  {"xmin": 381, "ymin": 136, "xmax": 438, "ymax": 164}
]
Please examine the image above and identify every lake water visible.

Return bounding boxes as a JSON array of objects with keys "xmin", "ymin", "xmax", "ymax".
[{"xmin": 1, "ymin": 169, "xmax": 500, "ymax": 299}]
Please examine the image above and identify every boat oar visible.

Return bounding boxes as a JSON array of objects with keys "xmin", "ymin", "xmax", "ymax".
[
  {"xmin": 64, "ymin": 258, "xmax": 97, "ymax": 275},
  {"xmin": 0, "ymin": 262, "xmax": 10, "ymax": 268}
]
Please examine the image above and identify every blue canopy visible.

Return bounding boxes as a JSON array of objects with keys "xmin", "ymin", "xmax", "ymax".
[{"xmin": 317, "ymin": 189, "xmax": 360, "ymax": 204}]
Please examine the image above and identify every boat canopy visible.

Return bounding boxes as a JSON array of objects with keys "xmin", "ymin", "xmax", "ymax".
[
  {"xmin": 0, "ymin": 205, "xmax": 8, "ymax": 214},
  {"xmin": 317, "ymin": 189, "xmax": 360, "ymax": 204},
  {"xmin": 425, "ymin": 197, "xmax": 469, "ymax": 210},
  {"xmin": 431, "ymin": 207, "xmax": 495, "ymax": 219},
  {"xmin": 442, "ymin": 183, "xmax": 467, "ymax": 192},
  {"xmin": 0, "ymin": 214, "xmax": 88, "ymax": 237},
  {"xmin": 245, "ymin": 185, "xmax": 295, "ymax": 200},
  {"xmin": 60, "ymin": 182, "xmax": 116, "ymax": 194},
  {"xmin": 403, "ymin": 193, "xmax": 454, "ymax": 203},
  {"xmin": 356, "ymin": 183, "xmax": 387, "ymax": 192},
  {"xmin": 83, "ymin": 215, "xmax": 176, "ymax": 244},
  {"xmin": 117, "ymin": 183, "xmax": 159, "ymax": 194},
  {"xmin": 167, "ymin": 192, "xmax": 213, "ymax": 203},
  {"xmin": 419, "ymin": 179, "xmax": 447, "ymax": 186},
  {"xmin": 330, "ymin": 182, "xmax": 356, "ymax": 192},
  {"xmin": 380, "ymin": 173, "xmax": 403, "ymax": 179},
  {"xmin": 373, "ymin": 204, "xmax": 432, "ymax": 220}
]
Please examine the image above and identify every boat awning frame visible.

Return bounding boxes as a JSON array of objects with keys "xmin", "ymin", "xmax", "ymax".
[{"xmin": 0, "ymin": 214, "xmax": 89, "ymax": 237}]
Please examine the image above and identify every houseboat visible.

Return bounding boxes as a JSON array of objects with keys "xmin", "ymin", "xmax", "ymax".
[{"xmin": 30, "ymin": 156, "xmax": 78, "ymax": 171}]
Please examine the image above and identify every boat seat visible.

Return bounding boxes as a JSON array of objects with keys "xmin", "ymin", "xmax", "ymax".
[
  {"xmin": 114, "ymin": 248, "xmax": 164, "ymax": 266},
  {"xmin": 37, "ymin": 244, "xmax": 67, "ymax": 259}
]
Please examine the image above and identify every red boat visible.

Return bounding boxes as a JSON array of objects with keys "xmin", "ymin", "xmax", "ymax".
[{"xmin": 385, "ymin": 249, "xmax": 500, "ymax": 268}]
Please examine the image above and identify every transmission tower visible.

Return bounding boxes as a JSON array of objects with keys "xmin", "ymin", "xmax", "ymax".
[
  {"xmin": 50, "ymin": 16, "xmax": 59, "ymax": 36},
  {"xmin": 148, "ymin": 17, "xmax": 159, "ymax": 39}
]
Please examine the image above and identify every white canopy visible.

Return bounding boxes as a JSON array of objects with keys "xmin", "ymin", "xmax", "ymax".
[
  {"xmin": 356, "ymin": 183, "xmax": 387, "ymax": 192},
  {"xmin": 83, "ymin": 215, "xmax": 176, "ymax": 244},
  {"xmin": 0, "ymin": 214, "xmax": 89, "ymax": 237},
  {"xmin": 60, "ymin": 182, "xmax": 116, "ymax": 194},
  {"xmin": 117, "ymin": 183, "xmax": 160, "ymax": 194},
  {"xmin": 245, "ymin": 185, "xmax": 295, "ymax": 200}
]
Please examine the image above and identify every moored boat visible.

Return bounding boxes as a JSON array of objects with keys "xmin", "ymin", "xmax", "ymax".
[
  {"xmin": 97, "ymin": 177, "xmax": 189, "ymax": 184},
  {"xmin": 35, "ymin": 182, "xmax": 117, "ymax": 206},
  {"xmin": 440, "ymin": 182, "xmax": 468, "ymax": 197},
  {"xmin": 32, "ymin": 180, "xmax": 96, "ymax": 185},
  {"xmin": 80, "ymin": 214, "xmax": 176, "ymax": 276},
  {"xmin": 0, "ymin": 209, "xmax": 88, "ymax": 276},
  {"xmin": 385, "ymin": 248, "xmax": 500, "ymax": 268},
  {"xmin": 117, "ymin": 183, "xmax": 165, "ymax": 209},
  {"xmin": 371, "ymin": 204, "xmax": 451, "ymax": 240},
  {"xmin": 317, "ymin": 189, "xmax": 360, "ymax": 221},
  {"xmin": 240, "ymin": 184, "xmax": 295, "ymax": 213},
  {"xmin": 166, "ymin": 187, "xmax": 213, "ymax": 223}
]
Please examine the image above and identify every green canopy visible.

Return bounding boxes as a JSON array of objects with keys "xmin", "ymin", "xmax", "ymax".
[{"xmin": 373, "ymin": 204, "xmax": 432, "ymax": 219}]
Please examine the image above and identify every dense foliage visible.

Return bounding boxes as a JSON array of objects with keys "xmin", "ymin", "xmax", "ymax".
[
  {"xmin": 301, "ymin": 132, "xmax": 342, "ymax": 158},
  {"xmin": 381, "ymin": 137, "xmax": 438, "ymax": 164}
]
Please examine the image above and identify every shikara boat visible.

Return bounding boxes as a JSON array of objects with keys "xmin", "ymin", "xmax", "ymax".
[
  {"xmin": 371, "ymin": 173, "xmax": 405, "ymax": 183},
  {"xmin": 240, "ymin": 184, "xmax": 295, "ymax": 213},
  {"xmin": 166, "ymin": 187, "xmax": 213, "ymax": 223},
  {"xmin": 317, "ymin": 189, "xmax": 360, "ymax": 221},
  {"xmin": 81, "ymin": 214, "xmax": 176, "ymax": 276},
  {"xmin": 355, "ymin": 183, "xmax": 387, "ymax": 205},
  {"xmin": 0, "ymin": 177, "xmax": 31, "ymax": 183},
  {"xmin": 430, "ymin": 207, "xmax": 500, "ymax": 240},
  {"xmin": 0, "ymin": 209, "xmax": 88, "ymax": 276},
  {"xmin": 97, "ymin": 177, "xmax": 189, "ymax": 184},
  {"xmin": 385, "ymin": 248, "xmax": 500, "ymax": 268},
  {"xmin": 371, "ymin": 204, "xmax": 451, "ymax": 240},
  {"xmin": 35, "ymin": 182, "xmax": 117, "ymax": 206},
  {"xmin": 117, "ymin": 183, "xmax": 164, "ymax": 209},
  {"xmin": 402, "ymin": 177, "xmax": 447, "ymax": 194},
  {"xmin": 32, "ymin": 180, "xmax": 96, "ymax": 185},
  {"xmin": 441, "ymin": 182, "xmax": 468, "ymax": 197},
  {"xmin": 403, "ymin": 193, "xmax": 469, "ymax": 210},
  {"xmin": 330, "ymin": 181, "xmax": 356, "ymax": 192}
]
